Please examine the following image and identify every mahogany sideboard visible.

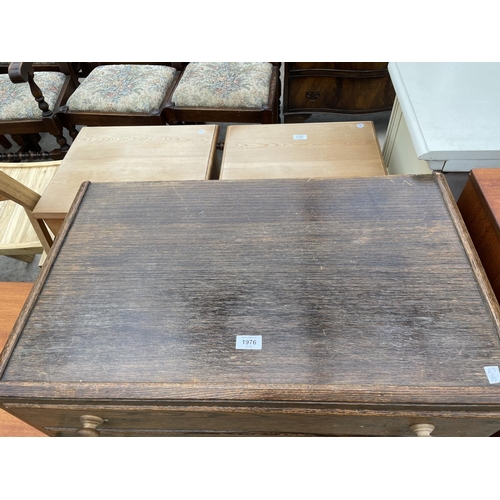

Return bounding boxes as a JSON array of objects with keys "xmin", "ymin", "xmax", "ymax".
[
  {"xmin": 1, "ymin": 176, "xmax": 500, "ymax": 437},
  {"xmin": 283, "ymin": 63, "xmax": 396, "ymax": 123}
]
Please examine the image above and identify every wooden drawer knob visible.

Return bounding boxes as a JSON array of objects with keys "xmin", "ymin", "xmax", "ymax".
[
  {"xmin": 410, "ymin": 423, "xmax": 435, "ymax": 437},
  {"xmin": 76, "ymin": 415, "xmax": 104, "ymax": 437}
]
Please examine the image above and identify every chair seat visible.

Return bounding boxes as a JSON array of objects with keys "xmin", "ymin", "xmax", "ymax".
[
  {"xmin": 0, "ymin": 72, "xmax": 66, "ymax": 121},
  {"xmin": 172, "ymin": 62, "xmax": 273, "ymax": 108},
  {"xmin": 66, "ymin": 65, "xmax": 177, "ymax": 114}
]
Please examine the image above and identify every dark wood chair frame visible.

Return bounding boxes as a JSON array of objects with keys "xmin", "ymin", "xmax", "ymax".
[
  {"xmin": 162, "ymin": 62, "xmax": 282, "ymax": 126},
  {"xmin": 0, "ymin": 135, "xmax": 12, "ymax": 149},
  {"xmin": 0, "ymin": 62, "xmax": 78, "ymax": 161},
  {"xmin": 0, "ymin": 62, "xmax": 80, "ymax": 87},
  {"xmin": 56, "ymin": 63, "xmax": 184, "ymax": 140}
]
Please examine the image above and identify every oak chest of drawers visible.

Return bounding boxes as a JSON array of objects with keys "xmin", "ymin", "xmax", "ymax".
[
  {"xmin": 1, "ymin": 176, "xmax": 500, "ymax": 437},
  {"xmin": 283, "ymin": 63, "xmax": 396, "ymax": 122}
]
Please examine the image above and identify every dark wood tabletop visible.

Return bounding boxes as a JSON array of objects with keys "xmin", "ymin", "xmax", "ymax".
[{"xmin": 2, "ymin": 174, "xmax": 500, "ymax": 436}]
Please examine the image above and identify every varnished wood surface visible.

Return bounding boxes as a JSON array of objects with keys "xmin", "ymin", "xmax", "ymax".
[
  {"xmin": 288, "ymin": 63, "xmax": 390, "ymax": 72},
  {"xmin": 3, "ymin": 176, "xmax": 500, "ymax": 435},
  {"xmin": 5, "ymin": 402, "xmax": 500, "ymax": 437},
  {"xmin": 3, "ymin": 176, "xmax": 500, "ymax": 400},
  {"xmin": 458, "ymin": 169, "xmax": 500, "ymax": 304},
  {"xmin": 32, "ymin": 125, "xmax": 219, "ymax": 223},
  {"xmin": 0, "ymin": 282, "xmax": 45, "ymax": 436},
  {"xmin": 220, "ymin": 122, "xmax": 386, "ymax": 180},
  {"xmin": 0, "ymin": 283, "xmax": 33, "ymax": 350},
  {"xmin": 284, "ymin": 63, "xmax": 395, "ymax": 116}
]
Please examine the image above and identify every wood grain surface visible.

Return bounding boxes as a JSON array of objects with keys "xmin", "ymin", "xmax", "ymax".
[
  {"xmin": 32, "ymin": 125, "xmax": 219, "ymax": 224},
  {"xmin": 0, "ymin": 282, "xmax": 46, "ymax": 436},
  {"xmin": 0, "ymin": 162, "xmax": 59, "ymax": 256},
  {"xmin": 220, "ymin": 122, "xmax": 386, "ymax": 180},
  {"xmin": 458, "ymin": 169, "xmax": 500, "ymax": 304},
  {"xmin": 3, "ymin": 176, "xmax": 500, "ymax": 411},
  {"xmin": 284, "ymin": 63, "xmax": 395, "ymax": 115}
]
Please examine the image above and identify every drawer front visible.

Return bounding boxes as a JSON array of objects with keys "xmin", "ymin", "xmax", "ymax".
[
  {"xmin": 287, "ymin": 75, "xmax": 395, "ymax": 113},
  {"xmin": 4, "ymin": 403, "xmax": 500, "ymax": 437},
  {"xmin": 288, "ymin": 62, "xmax": 388, "ymax": 72}
]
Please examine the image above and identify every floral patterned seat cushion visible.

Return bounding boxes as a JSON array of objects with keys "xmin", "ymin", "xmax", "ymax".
[
  {"xmin": 172, "ymin": 62, "xmax": 273, "ymax": 108},
  {"xmin": 0, "ymin": 72, "xmax": 66, "ymax": 121},
  {"xmin": 66, "ymin": 65, "xmax": 177, "ymax": 114}
]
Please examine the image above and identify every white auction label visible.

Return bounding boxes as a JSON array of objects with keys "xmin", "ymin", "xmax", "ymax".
[
  {"xmin": 357, "ymin": 123, "xmax": 364, "ymax": 128},
  {"xmin": 293, "ymin": 134, "xmax": 307, "ymax": 140},
  {"xmin": 484, "ymin": 366, "xmax": 500, "ymax": 384},
  {"xmin": 236, "ymin": 335, "xmax": 262, "ymax": 350}
]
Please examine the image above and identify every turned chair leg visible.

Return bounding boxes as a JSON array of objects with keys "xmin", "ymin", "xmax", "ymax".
[
  {"xmin": 11, "ymin": 134, "xmax": 42, "ymax": 152},
  {"xmin": 0, "ymin": 135, "xmax": 12, "ymax": 149},
  {"xmin": 65, "ymin": 120, "xmax": 79, "ymax": 141}
]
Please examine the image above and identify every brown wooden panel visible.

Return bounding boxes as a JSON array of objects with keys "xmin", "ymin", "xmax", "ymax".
[
  {"xmin": 2, "ymin": 176, "xmax": 500, "ymax": 436},
  {"xmin": 284, "ymin": 63, "xmax": 395, "ymax": 115},
  {"xmin": 0, "ymin": 282, "xmax": 46, "ymax": 436},
  {"xmin": 287, "ymin": 75, "xmax": 395, "ymax": 113},
  {"xmin": 288, "ymin": 62, "xmax": 388, "ymax": 71},
  {"xmin": 3, "ymin": 176, "xmax": 500, "ymax": 390},
  {"xmin": 458, "ymin": 169, "xmax": 500, "ymax": 305},
  {"xmin": 7, "ymin": 403, "xmax": 500, "ymax": 437},
  {"xmin": 0, "ymin": 282, "xmax": 32, "ymax": 346}
]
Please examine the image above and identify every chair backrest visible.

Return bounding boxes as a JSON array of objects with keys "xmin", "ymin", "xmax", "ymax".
[{"xmin": 0, "ymin": 161, "xmax": 60, "ymax": 259}]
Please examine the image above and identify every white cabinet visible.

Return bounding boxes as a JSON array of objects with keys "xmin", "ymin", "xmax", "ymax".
[{"xmin": 383, "ymin": 63, "xmax": 500, "ymax": 174}]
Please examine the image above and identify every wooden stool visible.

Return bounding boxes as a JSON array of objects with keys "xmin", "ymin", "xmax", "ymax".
[
  {"xmin": 163, "ymin": 62, "xmax": 281, "ymax": 125},
  {"xmin": 32, "ymin": 125, "xmax": 220, "ymax": 236},
  {"xmin": 0, "ymin": 282, "xmax": 45, "ymax": 436},
  {"xmin": 57, "ymin": 63, "xmax": 180, "ymax": 136},
  {"xmin": 219, "ymin": 122, "xmax": 386, "ymax": 180}
]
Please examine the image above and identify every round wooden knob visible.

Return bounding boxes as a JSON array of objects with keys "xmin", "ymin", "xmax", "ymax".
[
  {"xmin": 410, "ymin": 423, "xmax": 435, "ymax": 437},
  {"xmin": 76, "ymin": 415, "xmax": 104, "ymax": 437}
]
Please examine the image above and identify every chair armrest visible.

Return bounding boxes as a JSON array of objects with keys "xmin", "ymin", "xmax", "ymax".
[{"xmin": 8, "ymin": 62, "xmax": 34, "ymax": 83}]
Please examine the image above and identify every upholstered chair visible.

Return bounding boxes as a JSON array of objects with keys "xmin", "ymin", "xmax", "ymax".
[
  {"xmin": 163, "ymin": 62, "xmax": 281, "ymax": 126},
  {"xmin": 57, "ymin": 64, "xmax": 181, "ymax": 138},
  {"xmin": 0, "ymin": 63, "xmax": 77, "ymax": 161}
]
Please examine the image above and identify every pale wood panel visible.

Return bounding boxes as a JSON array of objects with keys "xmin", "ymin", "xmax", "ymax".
[
  {"xmin": 0, "ymin": 162, "xmax": 59, "ymax": 256},
  {"xmin": 33, "ymin": 125, "xmax": 219, "ymax": 221},
  {"xmin": 220, "ymin": 122, "xmax": 386, "ymax": 180},
  {"xmin": 0, "ymin": 282, "xmax": 46, "ymax": 436}
]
